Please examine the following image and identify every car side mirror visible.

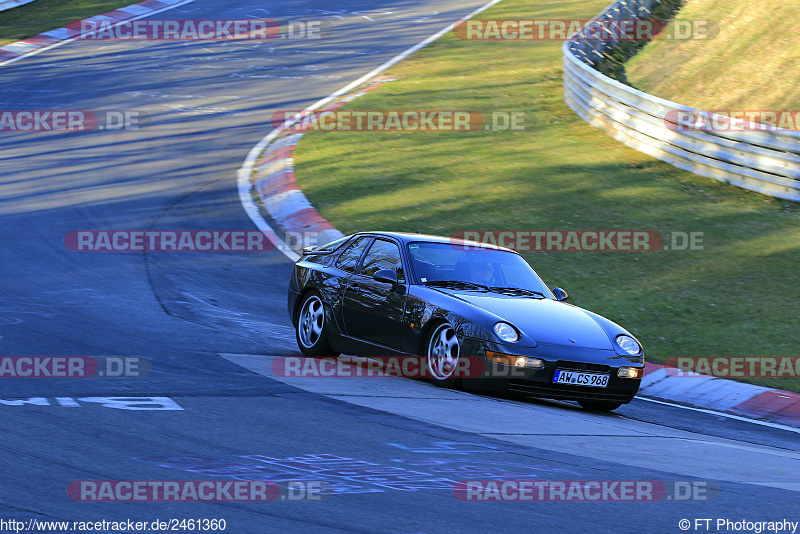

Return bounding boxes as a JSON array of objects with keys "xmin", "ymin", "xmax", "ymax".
[
  {"xmin": 552, "ymin": 287, "xmax": 568, "ymax": 301},
  {"xmin": 373, "ymin": 269, "xmax": 398, "ymax": 286},
  {"xmin": 302, "ymin": 245, "xmax": 317, "ymax": 254}
]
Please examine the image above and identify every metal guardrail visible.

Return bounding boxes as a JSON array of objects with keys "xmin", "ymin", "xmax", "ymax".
[
  {"xmin": 0, "ymin": 0, "xmax": 36, "ymax": 12},
  {"xmin": 562, "ymin": 0, "xmax": 800, "ymax": 201}
]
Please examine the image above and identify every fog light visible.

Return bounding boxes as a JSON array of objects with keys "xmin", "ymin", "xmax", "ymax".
[
  {"xmin": 515, "ymin": 356, "xmax": 544, "ymax": 369},
  {"xmin": 618, "ymin": 366, "xmax": 643, "ymax": 379},
  {"xmin": 486, "ymin": 351, "xmax": 544, "ymax": 369}
]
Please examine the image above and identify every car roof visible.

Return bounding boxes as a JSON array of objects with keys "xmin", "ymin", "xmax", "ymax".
[{"xmin": 352, "ymin": 231, "xmax": 517, "ymax": 254}]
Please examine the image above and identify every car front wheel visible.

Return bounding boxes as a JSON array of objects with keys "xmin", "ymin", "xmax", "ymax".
[
  {"xmin": 425, "ymin": 321, "xmax": 461, "ymax": 388},
  {"xmin": 296, "ymin": 292, "xmax": 336, "ymax": 357}
]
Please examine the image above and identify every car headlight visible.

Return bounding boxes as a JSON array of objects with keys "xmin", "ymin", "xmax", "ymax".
[
  {"xmin": 616, "ymin": 335, "xmax": 641, "ymax": 355},
  {"xmin": 493, "ymin": 322, "xmax": 519, "ymax": 343}
]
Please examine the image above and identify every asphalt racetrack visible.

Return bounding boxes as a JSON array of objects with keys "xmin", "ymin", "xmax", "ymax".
[{"xmin": 1, "ymin": 1, "xmax": 799, "ymax": 532}]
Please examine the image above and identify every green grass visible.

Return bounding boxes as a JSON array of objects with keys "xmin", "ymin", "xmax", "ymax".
[
  {"xmin": 626, "ymin": 0, "xmax": 800, "ymax": 110},
  {"xmin": 293, "ymin": 0, "xmax": 800, "ymax": 392},
  {"xmin": 0, "ymin": 0, "xmax": 136, "ymax": 46}
]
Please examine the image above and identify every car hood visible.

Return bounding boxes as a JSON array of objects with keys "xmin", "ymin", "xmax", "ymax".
[{"xmin": 439, "ymin": 290, "xmax": 615, "ymax": 350}]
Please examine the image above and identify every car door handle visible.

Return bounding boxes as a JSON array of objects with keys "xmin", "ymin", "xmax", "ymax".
[{"xmin": 348, "ymin": 282, "xmax": 362, "ymax": 292}]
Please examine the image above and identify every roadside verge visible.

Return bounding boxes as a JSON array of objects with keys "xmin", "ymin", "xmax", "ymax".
[
  {"xmin": 641, "ymin": 362, "xmax": 800, "ymax": 427},
  {"xmin": 241, "ymin": 76, "xmax": 800, "ymax": 429}
]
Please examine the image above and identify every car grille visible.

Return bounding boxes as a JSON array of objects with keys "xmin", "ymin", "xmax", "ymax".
[{"xmin": 554, "ymin": 361, "xmax": 611, "ymax": 373}]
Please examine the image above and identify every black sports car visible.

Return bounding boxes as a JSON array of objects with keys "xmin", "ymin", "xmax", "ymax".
[{"xmin": 287, "ymin": 232, "xmax": 644, "ymax": 411}]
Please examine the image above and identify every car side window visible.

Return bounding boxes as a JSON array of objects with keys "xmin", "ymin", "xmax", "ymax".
[
  {"xmin": 359, "ymin": 239, "xmax": 405, "ymax": 282},
  {"xmin": 335, "ymin": 237, "xmax": 371, "ymax": 274}
]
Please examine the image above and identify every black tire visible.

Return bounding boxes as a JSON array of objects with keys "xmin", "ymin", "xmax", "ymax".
[
  {"xmin": 578, "ymin": 400, "xmax": 623, "ymax": 412},
  {"xmin": 295, "ymin": 291, "xmax": 336, "ymax": 357},
  {"xmin": 424, "ymin": 321, "xmax": 462, "ymax": 389}
]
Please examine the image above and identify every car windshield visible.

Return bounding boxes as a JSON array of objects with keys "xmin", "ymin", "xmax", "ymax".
[{"xmin": 407, "ymin": 241, "xmax": 554, "ymax": 298}]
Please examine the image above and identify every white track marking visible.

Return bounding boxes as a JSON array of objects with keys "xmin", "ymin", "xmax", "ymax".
[
  {"xmin": 0, "ymin": 0, "xmax": 196, "ymax": 67},
  {"xmin": 237, "ymin": 0, "xmax": 504, "ymax": 262}
]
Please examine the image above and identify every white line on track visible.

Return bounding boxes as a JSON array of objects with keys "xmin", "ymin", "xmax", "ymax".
[
  {"xmin": 638, "ymin": 395, "xmax": 800, "ymax": 434},
  {"xmin": 0, "ymin": 0, "xmax": 196, "ymax": 67},
  {"xmin": 237, "ymin": 0, "xmax": 504, "ymax": 263}
]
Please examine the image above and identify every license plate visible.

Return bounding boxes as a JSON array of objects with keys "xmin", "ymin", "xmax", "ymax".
[{"xmin": 552, "ymin": 369, "xmax": 609, "ymax": 388}]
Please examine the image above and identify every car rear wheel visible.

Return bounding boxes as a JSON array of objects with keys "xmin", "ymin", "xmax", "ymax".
[
  {"xmin": 296, "ymin": 292, "xmax": 336, "ymax": 357},
  {"xmin": 425, "ymin": 322, "xmax": 461, "ymax": 388},
  {"xmin": 578, "ymin": 400, "xmax": 622, "ymax": 412}
]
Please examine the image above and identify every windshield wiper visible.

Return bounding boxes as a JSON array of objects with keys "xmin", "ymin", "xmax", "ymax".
[
  {"xmin": 489, "ymin": 286, "xmax": 546, "ymax": 298},
  {"xmin": 423, "ymin": 280, "xmax": 490, "ymax": 291}
]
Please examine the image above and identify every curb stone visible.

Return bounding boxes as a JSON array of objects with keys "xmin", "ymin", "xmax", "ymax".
[
  {"xmin": 641, "ymin": 361, "xmax": 800, "ymax": 427},
  {"xmin": 245, "ymin": 77, "xmax": 397, "ymax": 253}
]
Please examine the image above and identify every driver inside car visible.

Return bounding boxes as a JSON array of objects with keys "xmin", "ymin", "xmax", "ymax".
[
  {"xmin": 455, "ymin": 254, "xmax": 495, "ymax": 286},
  {"xmin": 468, "ymin": 261, "xmax": 494, "ymax": 285}
]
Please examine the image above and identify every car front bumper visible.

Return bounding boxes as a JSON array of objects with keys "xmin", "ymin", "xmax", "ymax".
[{"xmin": 459, "ymin": 338, "xmax": 643, "ymax": 404}]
